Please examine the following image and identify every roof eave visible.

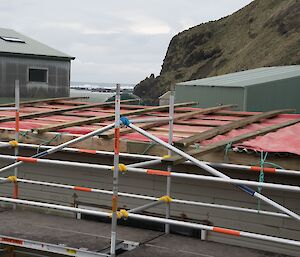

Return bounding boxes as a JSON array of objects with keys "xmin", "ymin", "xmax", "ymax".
[{"xmin": 0, "ymin": 51, "xmax": 75, "ymax": 61}]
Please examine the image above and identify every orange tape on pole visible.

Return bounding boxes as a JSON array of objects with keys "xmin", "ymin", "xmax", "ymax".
[
  {"xmin": 112, "ymin": 195, "xmax": 118, "ymax": 212},
  {"xmin": 74, "ymin": 186, "xmax": 92, "ymax": 192},
  {"xmin": 15, "ymin": 111, "xmax": 20, "ymax": 133},
  {"xmin": 17, "ymin": 157, "xmax": 38, "ymax": 163},
  {"xmin": 213, "ymin": 227, "xmax": 240, "ymax": 236},
  {"xmin": 250, "ymin": 166, "xmax": 276, "ymax": 173},
  {"xmin": 78, "ymin": 149, "xmax": 97, "ymax": 154},
  {"xmin": 13, "ymin": 183, "xmax": 19, "ymax": 199},
  {"xmin": 147, "ymin": 169, "xmax": 171, "ymax": 176},
  {"xmin": 114, "ymin": 128, "xmax": 120, "ymax": 154}
]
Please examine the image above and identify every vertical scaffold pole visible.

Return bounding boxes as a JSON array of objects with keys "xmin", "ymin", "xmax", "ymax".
[
  {"xmin": 13, "ymin": 80, "xmax": 20, "ymax": 207},
  {"xmin": 165, "ymin": 85, "xmax": 175, "ymax": 233},
  {"xmin": 110, "ymin": 84, "xmax": 121, "ymax": 257}
]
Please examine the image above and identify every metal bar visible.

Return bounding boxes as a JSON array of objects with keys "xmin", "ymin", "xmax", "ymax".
[
  {"xmin": 130, "ymin": 118, "xmax": 170, "ymax": 124},
  {"xmin": 128, "ymin": 201, "xmax": 164, "ymax": 213},
  {"xmin": 165, "ymin": 85, "xmax": 175, "ymax": 234},
  {"xmin": 0, "ymin": 176, "xmax": 289, "ymax": 218},
  {"xmin": 127, "ymin": 159, "xmax": 162, "ymax": 168},
  {"xmin": 0, "ymin": 196, "xmax": 297, "ymax": 247},
  {"xmin": 5, "ymin": 142, "xmax": 299, "ymax": 176},
  {"xmin": 175, "ymin": 109, "xmax": 294, "ymax": 147},
  {"xmin": 13, "ymin": 80, "xmax": 20, "ymax": 207},
  {"xmin": 0, "ymin": 107, "xmax": 17, "ymax": 111},
  {"xmin": 110, "ymin": 84, "xmax": 121, "ymax": 257},
  {"xmin": 0, "ymin": 123, "xmax": 115, "ymax": 174},
  {"xmin": 128, "ymin": 123, "xmax": 300, "ymax": 221},
  {"xmin": 0, "ymin": 154, "xmax": 299, "ymax": 192}
]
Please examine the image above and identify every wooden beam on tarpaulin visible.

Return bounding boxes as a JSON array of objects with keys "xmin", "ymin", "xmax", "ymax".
[
  {"xmin": 0, "ymin": 99, "xmax": 137, "ymax": 123},
  {"xmin": 174, "ymin": 109, "xmax": 294, "ymax": 148},
  {"xmin": 0, "ymin": 96, "xmax": 89, "ymax": 107},
  {"xmin": 163, "ymin": 118, "xmax": 300, "ymax": 165},
  {"xmin": 100, "ymin": 104, "xmax": 236, "ymax": 139},
  {"xmin": 33, "ymin": 102, "xmax": 198, "ymax": 134}
]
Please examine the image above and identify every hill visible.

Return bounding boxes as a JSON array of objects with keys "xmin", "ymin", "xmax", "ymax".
[{"xmin": 133, "ymin": 0, "xmax": 300, "ymax": 104}]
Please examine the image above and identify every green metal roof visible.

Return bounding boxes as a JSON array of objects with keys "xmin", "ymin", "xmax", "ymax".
[
  {"xmin": 0, "ymin": 28, "xmax": 75, "ymax": 60},
  {"xmin": 177, "ymin": 66, "xmax": 300, "ymax": 88}
]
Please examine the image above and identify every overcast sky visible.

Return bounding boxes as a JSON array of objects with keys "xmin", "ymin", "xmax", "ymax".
[{"xmin": 0, "ymin": 0, "xmax": 253, "ymax": 84}]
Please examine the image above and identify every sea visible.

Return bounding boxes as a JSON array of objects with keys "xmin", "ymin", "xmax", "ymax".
[
  {"xmin": 0, "ymin": 82, "xmax": 135, "ymax": 104},
  {"xmin": 70, "ymin": 81, "xmax": 135, "ymax": 103}
]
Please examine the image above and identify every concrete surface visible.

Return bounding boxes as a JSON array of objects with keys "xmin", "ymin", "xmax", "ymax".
[{"xmin": 0, "ymin": 208, "xmax": 293, "ymax": 257}]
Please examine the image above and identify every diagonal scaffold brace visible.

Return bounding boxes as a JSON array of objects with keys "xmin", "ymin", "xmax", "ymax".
[
  {"xmin": 127, "ymin": 123, "xmax": 300, "ymax": 221},
  {"xmin": 0, "ymin": 123, "xmax": 115, "ymax": 175}
]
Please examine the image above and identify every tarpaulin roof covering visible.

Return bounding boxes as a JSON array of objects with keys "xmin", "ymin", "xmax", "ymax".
[{"xmin": 0, "ymin": 98, "xmax": 300, "ymax": 156}]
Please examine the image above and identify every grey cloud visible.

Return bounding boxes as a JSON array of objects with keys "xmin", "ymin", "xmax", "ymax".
[{"xmin": 0, "ymin": 0, "xmax": 253, "ymax": 83}]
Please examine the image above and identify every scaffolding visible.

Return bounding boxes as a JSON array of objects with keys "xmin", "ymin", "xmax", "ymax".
[{"xmin": 0, "ymin": 82, "xmax": 299, "ymax": 257}]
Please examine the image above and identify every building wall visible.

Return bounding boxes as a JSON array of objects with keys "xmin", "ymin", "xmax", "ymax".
[
  {"xmin": 246, "ymin": 77, "xmax": 300, "ymax": 112},
  {"xmin": 175, "ymin": 85, "xmax": 244, "ymax": 110},
  {"xmin": 0, "ymin": 55, "xmax": 70, "ymax": 98}
]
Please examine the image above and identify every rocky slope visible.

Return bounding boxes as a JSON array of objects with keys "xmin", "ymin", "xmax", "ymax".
[{"xmin": 134, "ymin": 0, "xmax": 300, "ymax": 104}]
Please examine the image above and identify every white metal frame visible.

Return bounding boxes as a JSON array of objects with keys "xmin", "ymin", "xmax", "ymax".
[{"xmin": 0, "ymin": 83, "xmax": 299, "ymax": 257}]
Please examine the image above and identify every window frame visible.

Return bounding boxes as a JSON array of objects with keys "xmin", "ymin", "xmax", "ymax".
[{"xmin": 27, "ymin": 67, "xmax": 49, "ymax": 84}]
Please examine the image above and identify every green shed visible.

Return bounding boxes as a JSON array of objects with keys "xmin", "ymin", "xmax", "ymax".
[{"xmin": 175, "ymin": 66, "xmax": 300, "ymax": 112}]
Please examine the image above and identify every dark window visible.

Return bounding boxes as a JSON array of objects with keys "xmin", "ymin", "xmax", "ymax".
[
  {"xmin": 0, "ymin": 36, "xmax": 25, "ymax": 43},
  {"xmin": 29, "ymin": 68, "xmax": 48, "ymax": 83}
]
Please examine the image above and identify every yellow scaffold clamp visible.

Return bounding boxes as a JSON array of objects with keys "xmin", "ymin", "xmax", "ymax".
[
  {"xmin": 159, "ymin": 195, "xmax": 173, "ymax": 203},
  {"xmin": 111, "ymin": 163, "xmax": 127, "ymax": 174},
  {"xmin": 162, "ymin": 155, "xmax": 171, "ymax": 159},
  {"xmin": 109, "ymin": 209, "xmax": 129, "ymax": 220},
  {"xmin": 9, "ymin": 140, "xmax": 18, "ymax": 147},
  {"xmin": 7, "ymin": 176, "xmax": 17, "ymax": 183}
]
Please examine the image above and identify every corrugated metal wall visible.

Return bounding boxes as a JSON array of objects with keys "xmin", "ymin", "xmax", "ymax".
[
  {"xmin": 175, "ymin": 85, "xmax": 244, "ymax": 110},
  {"xmin": 0, "ymin": 55, "xmax": 70, "ymax": 98},
  {"xmin": 246, "ymin": 77, "xmax": 300, "ymax": 112}
]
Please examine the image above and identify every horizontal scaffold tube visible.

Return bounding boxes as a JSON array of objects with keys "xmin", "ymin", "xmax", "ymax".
[
  {"xmin": 0, "ymin": 154, "xmax": 298, "ymax": 193},
  {"xmin": 4, "ymin": 142, "xmax": 299, "ymax": 177},
  {"xmin": 0, "ymin": 196, "xmax": 299, "ymax": 247},
  {"xmin": 0, "ymin": 176, "xmax": 289, "ymax": 218}
]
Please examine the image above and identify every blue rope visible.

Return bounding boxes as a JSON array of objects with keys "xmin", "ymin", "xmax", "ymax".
[{"xmin": 120, "ymin": 116, "xmax": 131, "ymax": 127}]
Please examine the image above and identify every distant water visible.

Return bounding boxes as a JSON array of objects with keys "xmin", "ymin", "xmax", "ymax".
[
  {"xmin": 70, "ymin": 81, "xmax": 135, "ymax": 103},
  {"xmin": 71, "ymin": 81, "xmax": 135, "ymax": 90}
]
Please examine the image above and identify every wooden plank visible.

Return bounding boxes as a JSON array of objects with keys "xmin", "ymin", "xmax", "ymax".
[
  {"xmin": 174, "ymin": 109, "xmax": 294, "ymax": 148},
  {"xmin": 0, "ymin": 96, "xmax": 89, "ymax": 107},
  {"xmin": 0, "ymin": 99, "xmax": 137, "ymax": 123},
  {"xmin": 163, "ymin": 118, "xmax": 300, "ymax": 165},
  {"xmin": 33, "ymin": 101, "xmax": 198, "ymax": 134},
  {"xmin": 100, "ymin": 104, "xmax": 236, "ymax": 139}
]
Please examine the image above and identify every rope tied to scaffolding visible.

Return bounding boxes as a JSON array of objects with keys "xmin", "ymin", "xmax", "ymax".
[
  {"xmin": 224, "ymin": 142, "xmax": 233, "ymax": 162},
  {"xmin": 257, "ymin": 151, "xmax": 268, "ymax": 212},
  {"xmin": 111, "ymin": 163, "xmax": 127, "ymax": 173},
  {"xmin": 120, "ymin": 116, "xmax": 130, "ymax": 127},
  {"xmin": 37, "ymin": 133, "xmax": 63, "ymax": 153}
]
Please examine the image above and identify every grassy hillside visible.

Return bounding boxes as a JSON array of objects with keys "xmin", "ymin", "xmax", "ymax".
[{"xmin": 134, "ymin": 0, "xmax": 300, "ymax": 104}]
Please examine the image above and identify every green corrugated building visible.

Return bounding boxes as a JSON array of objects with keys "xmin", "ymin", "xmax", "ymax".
[{"xmin": 175, "ymin": 66, "xmax": 300, "ymax": 112}]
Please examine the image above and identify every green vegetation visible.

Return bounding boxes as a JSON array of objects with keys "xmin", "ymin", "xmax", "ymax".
[{"xmin": 134, "ymin": 0, "xmax": 300, "ymax": 104}]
